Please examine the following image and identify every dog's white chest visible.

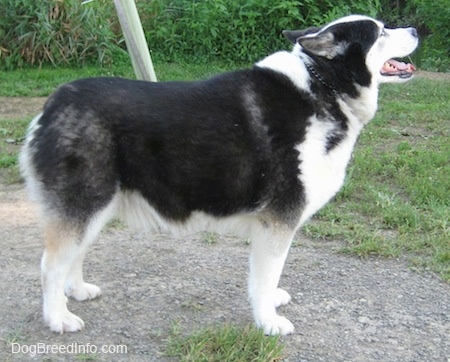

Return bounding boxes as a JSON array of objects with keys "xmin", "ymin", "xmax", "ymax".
[{"xmin": 296, "ymin": 117, "xmax": 362, "ymax": 225}]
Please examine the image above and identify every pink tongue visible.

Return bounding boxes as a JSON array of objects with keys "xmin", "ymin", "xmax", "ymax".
[
  {"xmin": 387, "ymin": 59, "xmax": 410, "ymax": 71},
  {"xmin": 382, "ymin": 59, "xmax": 416, "ymax": 75}
]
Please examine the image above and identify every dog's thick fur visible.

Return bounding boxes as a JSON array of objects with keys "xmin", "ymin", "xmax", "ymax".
[{"xmin": 20, "ymin": 15, "xmax": 418, "ymax": 335}]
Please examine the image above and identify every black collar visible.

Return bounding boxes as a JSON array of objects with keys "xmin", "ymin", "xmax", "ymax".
[{"xmin": 304, "ymin": 62, "xmax": 338, "ymax": 97}]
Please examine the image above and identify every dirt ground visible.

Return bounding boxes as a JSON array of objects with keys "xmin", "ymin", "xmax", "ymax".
[{"xmin": 0, "ymin": 74, "xmax": 449, "ymax": 361}]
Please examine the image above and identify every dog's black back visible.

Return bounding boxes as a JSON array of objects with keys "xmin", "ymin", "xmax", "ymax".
[{"xmin": 29, "ymin": 68, "xmax": 320, "ymax": 226}]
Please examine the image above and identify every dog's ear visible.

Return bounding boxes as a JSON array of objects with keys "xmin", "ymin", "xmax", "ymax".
[
  {"xmin": 282, "ymin": 27, "xmax": 322, "ymax": 44},
  {"xmin": 297, "ymin": 31, "xmax": 343, "ymax": 60}
]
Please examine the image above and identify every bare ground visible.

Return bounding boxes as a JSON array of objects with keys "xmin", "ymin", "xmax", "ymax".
[{"xmin": 0, "ymin": 74, "xmax": 449, "ymax": 361}]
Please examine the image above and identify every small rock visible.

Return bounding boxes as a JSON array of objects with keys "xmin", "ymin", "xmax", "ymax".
[{"xmin": 358, "ymin": 316, "xmax": 371, "ymax": 325}]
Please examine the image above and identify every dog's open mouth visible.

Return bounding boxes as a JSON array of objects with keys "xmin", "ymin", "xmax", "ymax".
[{"xmin": 381, "ymin": 59, "xmax": 416, "ymax": 78}]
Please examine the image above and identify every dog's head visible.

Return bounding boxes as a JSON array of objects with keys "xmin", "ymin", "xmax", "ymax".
[{"xmin": 283, "ymin": 15, "xmax": 419, "ymax": 85}]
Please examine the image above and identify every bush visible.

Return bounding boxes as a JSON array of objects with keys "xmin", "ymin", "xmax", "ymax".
[
  {"xmin": 0, "ymin": 0, "xmax": 122, "ymax": 69},
  {"xmin": 379, "ymin": 0, "xmax": 449, "ymax": 72},
  {"xmin": 139, "ymin": 0, "xmax": 380, "ymax": 64},
  {"xmin": 413, "ymin": 0, "xmax": 450, "ymax": 72},
  {"xmin": 2, "ymin": 0, "xmax": 447, "ymax": 72}
]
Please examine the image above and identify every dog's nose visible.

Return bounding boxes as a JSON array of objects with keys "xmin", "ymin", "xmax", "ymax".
[{"xmin": 408, "ymin": 27, "xmax": 418, "ymax": 38}]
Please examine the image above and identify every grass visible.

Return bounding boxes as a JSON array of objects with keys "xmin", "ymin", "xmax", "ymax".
[
  {"xmin": 303, "ymin": 77, "xmax": 450, "ymax": 281},
  {"xmin": 164, "ymin": 323, "xmax": 284, "ymax": 362},
  {"xmin": 0, "ymin": 60, "xmax": 236, "ymax": 96},
  {"xmin": 0, "ymin": 117, "xmax": 30, "ymax": 183}
]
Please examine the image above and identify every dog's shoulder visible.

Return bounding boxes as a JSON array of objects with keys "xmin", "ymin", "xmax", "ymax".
[{"xmin": 255, "ymin": 51, "xmax": 311, "ymax": 93}]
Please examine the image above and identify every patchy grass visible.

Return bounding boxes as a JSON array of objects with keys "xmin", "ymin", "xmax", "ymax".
[
  {"xmin": 0, "ymin": 118, "xmax": 29, "ymax": 141},
  {"xmin": 164, "ymin": 323, "xmax": 284, "ymax": 362},
  {"xmin": 304, "ymin": 77, "xmax": 450, "ymax": 281},
  {"xmin": 0, "ymin": 117, "xmax": 29, "ymax": 183}
]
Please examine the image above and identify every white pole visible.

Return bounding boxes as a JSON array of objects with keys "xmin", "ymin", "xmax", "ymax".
[{"xmin": 113, "ymin": 0, "xmax": 157, "ymax": 81}]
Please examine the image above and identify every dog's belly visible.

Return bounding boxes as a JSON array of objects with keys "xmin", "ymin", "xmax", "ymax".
[
  {"xmin": 296, "ymin": 117, "xmax": 362, "ymax": 226},
  {"xmin": 116, "ymin": 190, "xmax": 262, "ymax": 239}
]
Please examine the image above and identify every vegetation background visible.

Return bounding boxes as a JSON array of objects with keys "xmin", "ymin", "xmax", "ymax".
[{"xmin": 0, "ymin": 0, "xmax": 449, "ymax": 71}]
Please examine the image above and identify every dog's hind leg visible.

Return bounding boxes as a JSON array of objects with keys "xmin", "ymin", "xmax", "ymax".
[
  {"xmin": 63, "ymin": 201, "xmax": 117, "ymax": 302},
  {"xmin": 42, "ymin": 199, "xmax": 117, "ymax": 333},
  {"xmin": 248, "ymin": 222, "xmax": 296, "ymax": 335},
  {"xmin": 64, "ymin": 248, "xmax": 101, "ymax": 302},
  {"xmin": 41, "ymin": 221, "xmax": 89, "ymax": 333}
]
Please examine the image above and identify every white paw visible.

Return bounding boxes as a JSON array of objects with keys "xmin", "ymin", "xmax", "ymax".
[
  {"xmin": 256, "ymin": 315, "xmax": 295, "ymax": 336},
  {"xmin": 273, "ymin": 288, "xmax": 291, "ymax": 308},
  {"xmin": 66, "ymin": 283, "xmax": 101, "ymax": 301},
  {"xmin": 47, "ymin": 310, "xmax": 85, "ymax": 334}
]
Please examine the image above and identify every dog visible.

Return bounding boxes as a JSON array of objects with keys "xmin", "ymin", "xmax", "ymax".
[{"xmin": 20, "ymin": 15, "xmax": 418, "ymax": 335}]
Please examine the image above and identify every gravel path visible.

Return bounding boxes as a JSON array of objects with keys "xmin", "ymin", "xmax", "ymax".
[{"xmin": 0, "ymin": 186, "xmax": 448, "ymax": 361}]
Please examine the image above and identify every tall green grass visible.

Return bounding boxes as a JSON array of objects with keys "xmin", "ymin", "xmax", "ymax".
[
  {"xmin": 2, "ymin": 0, "xmax": 449, "ymax": 70},
  {"xmin": 1, "ymin": 0, "xmax": 383, "ymax": 68},
  {"xmin": 0, "ymin": 0, "xmax": 122, "ymax": 69}
]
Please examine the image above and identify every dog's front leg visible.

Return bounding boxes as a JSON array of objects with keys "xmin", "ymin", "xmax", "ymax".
[{"xmin": 248, "ymin": 224, "xmax": 295, "ymax": 335}]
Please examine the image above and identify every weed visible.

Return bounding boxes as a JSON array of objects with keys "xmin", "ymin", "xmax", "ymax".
[
  {"xmin": 75, "ymin": 354, "xmax": 98, "ymax": 361},
  {"xmin": 106, "ymin": 219, "xmax": 127, "ymax": 230},
  {"xmin": 1, "ymin": 330, "xmax": 27, "ymax": 346},
  {"xmin": 201, "ymin": 232, "xmax": 219, "ymax": 245},
  {"xmin": 0, "ymin": 154, "xmax": 16, "ymax": 168},
  {"xmin": 181, "ymin": 300, "xmax": 204, "ymax": 311}
]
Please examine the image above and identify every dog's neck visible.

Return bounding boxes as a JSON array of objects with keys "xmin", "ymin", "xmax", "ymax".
[
  {"xmin": 304, "ymin": 62, "xmax": 338, "ymax": 98},
  {"xmin": 257, "ymin": 50, "xmax": 378, "ymax": 124}
]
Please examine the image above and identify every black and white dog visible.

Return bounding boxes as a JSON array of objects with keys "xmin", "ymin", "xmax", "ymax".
[{"xmin": 20, "ymin": 15, "xmax": 418, "ymax": 335}]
